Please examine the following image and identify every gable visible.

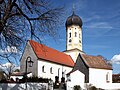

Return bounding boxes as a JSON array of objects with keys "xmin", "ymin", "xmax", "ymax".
[
  {"xmin": 67, "ymin": 54, "xmax": 89, "ymax": 83},
  {"xmin": 20, "ymin": 41, "xmax": 38, "ymax": 76},
  {"xmin": 29, "ymin": 40, "xmax": 74, "ymax": 67}
]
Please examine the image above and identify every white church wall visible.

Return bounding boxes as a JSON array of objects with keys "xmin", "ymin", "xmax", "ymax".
[
  {"xmin": 64, "ymin": 51, "xmax": 77, "ymax": 62},
  {"xmin": 89, "ymin": 68, "xmax": 112, "ymax": 87},
  {"xmin": 67, "ymin": 70, "xmax": 85, "ymax": 89},
  {"xmin": 38, "ymin": 60, "xmax": 72, "ymax": 82}
]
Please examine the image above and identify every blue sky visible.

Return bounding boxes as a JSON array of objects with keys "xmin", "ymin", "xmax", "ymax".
[
  {"xmin": 44, "ymin": 0, "xmax": 120, "ymax": 74},
  {"xmin": 0, "ymin": 0, "xmax": 120, "ymax": 74}
]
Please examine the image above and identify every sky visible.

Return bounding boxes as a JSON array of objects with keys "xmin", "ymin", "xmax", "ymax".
[
  {"xmin": 44, "ymin": 0, "xmax": 120, "ymax": 74},
  {"xmin": 0, "ymin": 0, "xmax": 120, "ymax": 74}
]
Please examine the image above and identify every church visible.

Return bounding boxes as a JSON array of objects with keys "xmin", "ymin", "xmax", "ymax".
[{"xmin": 20, "ymin": 11, "xmax": 112, "ymax": 89}]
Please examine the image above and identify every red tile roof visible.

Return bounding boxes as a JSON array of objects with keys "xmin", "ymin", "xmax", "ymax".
[
  {"xmin": 29, "ymin": 40, "xmax": 74, "ymax": 67},
  {"xmin": 81, "ymin": 54, "xmax": 112, "ymax": 70}
]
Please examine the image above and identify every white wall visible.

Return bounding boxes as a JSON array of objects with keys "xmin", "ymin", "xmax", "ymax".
[
  {"xmin": 38, "ymin": 60, "xmax": 72, "ymax": 82},
  {"xmin": 10, "ymin": 76, "xmax": 23, "ymax": 81},
  {"xmin": 97, "ymin": 83, "xmax": 120, "ymax": 89},
  {"xmin": 67, "ymin": 70, "xmax": 85, "ymax": 89},
  {"xmin": 89, "ymin": 68, "xmax": 112, "ymax": 87},
  {"xmin": 64, "ymin": 50, "xmax": 78, "ymax": 62}
]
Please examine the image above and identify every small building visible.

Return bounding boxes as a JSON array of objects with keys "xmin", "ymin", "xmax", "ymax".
[{"xmin": 67, "ymin": 54, "xmax": 112, "ymax": 89}]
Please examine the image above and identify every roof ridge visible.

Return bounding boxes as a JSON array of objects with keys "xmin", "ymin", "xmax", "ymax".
[{"xmin": 29, "ymin": 40, "xmax": 69, "ymax": 56}]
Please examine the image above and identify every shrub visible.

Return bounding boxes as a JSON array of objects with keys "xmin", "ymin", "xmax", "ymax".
[
  {"xmin": 89, "ymin": 86, "xmax": 97, "ymax": 90},
  {"xmin": 74, "ymin": 85, "xmax": 81, "ymax": 90}
]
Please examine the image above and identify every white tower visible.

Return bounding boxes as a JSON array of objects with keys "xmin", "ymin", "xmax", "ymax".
[{"xmin": 64, "ymin": 12, "xmax": 84, "ymax": 62}]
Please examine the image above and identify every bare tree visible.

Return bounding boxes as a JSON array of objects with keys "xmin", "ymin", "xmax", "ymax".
[
  {"xmin": 0, "ymin": 0, "xmax": 64, "ymax": 61},
  {"xmin": 0, "ymin": 0, "xmax": 63, "ymax": 50},
  {"xmin": 0, "ymin": 62, "xmax": 16, "ymax": 79}
]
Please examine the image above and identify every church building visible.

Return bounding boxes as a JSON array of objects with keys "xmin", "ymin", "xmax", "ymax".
[{"xmin": 20, "ymin": 11, "xmax": 112, "ymax": 89}]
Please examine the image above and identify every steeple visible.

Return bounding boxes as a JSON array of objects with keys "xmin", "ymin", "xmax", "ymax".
[
  {"xmin": 64, "ymin": 11, "xmax": 83, "ymax": 62},
  {"xmin": 72, "ymin": 3, "xmax": 75, "ymax": 14},
  {"xmin": 65, "ymin": 11, "xmax": 83, "ymax": 51}
]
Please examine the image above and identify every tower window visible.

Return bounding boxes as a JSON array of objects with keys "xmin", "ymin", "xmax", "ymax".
[
  {"xmin": 69, "ymin": 33, "xmax": 71, "ymax": 38},
  {"xmin": 75, "ymin": 32, "xmax": 77, "ymax": 37},
  {"xmin": 79, "ymin": 40, "xmax": 81, "ymax": 43},
  {"xmin": 42, "ymin": 66, "xmax": 45, "ymax": 73},
  {"xmin": 58, "ymin": 68, "xmax": 60, "ymax": 77},
  {"xmin": 50, "ymin": 67, "xmax": 53, "ymax": 74},
  {"xmin": 69, "ymin": 39, "xmax": 72, "ymax": 43}
]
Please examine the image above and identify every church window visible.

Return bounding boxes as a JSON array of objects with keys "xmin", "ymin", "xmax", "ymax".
[
  {"xmin": 58, "ymin": 68, "xmax": 60, "ymax": 77},
  {"xmin": 69, "ymin": 33, "xmax": 71, "ymax": 38},
  {"xmin": 42, "ymin": 66, "xmax": 45, "ymax": 73},
  {"xmin": 50, "ymin": 67, "xmax": 53, "ymax": 74},
  {"xmin": 106, "ymin": 72, "xmax": 110, "ymax": 83},
  {"xmin": 79, "ymin": 34, "xmax": 80, "ymax": 38},
  {"xmin": 79, "ymin": 40, "xmax": 81, "ymax": 43},
  {"xmin": 69, "ymin": 39, "xmax": 72, "ymax": 43},
  {"xmin": 75, "ymin": 32, "xmax": 77, "ymax": 37}
]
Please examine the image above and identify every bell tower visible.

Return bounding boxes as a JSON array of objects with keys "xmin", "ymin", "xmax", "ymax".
[{"xmin": 64, "ymin": 12, "xmax": 84, "ymax": 62}]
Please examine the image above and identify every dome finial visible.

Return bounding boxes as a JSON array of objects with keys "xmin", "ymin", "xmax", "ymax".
[
  {"xmin": 65, "ymin": 3, "xmax": 82, "ymax": 28},
  {"xmin": 72, "ymin": 3, "xmax": 75, "ymax": 15}
]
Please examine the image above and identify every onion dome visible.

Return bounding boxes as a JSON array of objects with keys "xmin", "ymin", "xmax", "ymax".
[{"xmin": 65, "ymin": 12, "xmax": 82, "ymax": 28}]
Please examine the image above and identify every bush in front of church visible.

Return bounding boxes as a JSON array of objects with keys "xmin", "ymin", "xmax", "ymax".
[{"xmin": 73, "ymin": 85, "xmax": 82, "ymax": 90}]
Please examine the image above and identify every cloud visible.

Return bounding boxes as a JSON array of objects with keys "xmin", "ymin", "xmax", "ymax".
[
  {"xmin": 111, "ymin": 54, "xmax": 120, "ymax": 64},
  {"xmin": 0, "ymin": 62, "xmax": 20, "ymax": 72},
  {"xmin": 84, "ymin": 22, "xmax": 113, "ymax": 29},
  {"xmin": 0, "ymin": 46, "xmax": 18, "ymax": 54}
]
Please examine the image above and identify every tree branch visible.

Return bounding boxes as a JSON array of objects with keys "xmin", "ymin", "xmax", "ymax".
[{"xmin": 23, "ymin": 0, "xmax": 33, "ymax": 14}]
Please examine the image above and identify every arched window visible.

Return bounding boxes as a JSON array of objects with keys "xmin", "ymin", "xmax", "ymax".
[
  {"xmin": 50, "ymin": 67, "xmax": 53, "ymax": 74},
  {"xmin": 42, "ymin": 66, "xmax": 45, "ymax": 73},
  {"xmin": 58, "ymin": 68, "xmax": 60, "ymax": 77},
  {"xmin": 75, "ymin": 32, "xmax": 77, "ymax": 37},
  {"xmin": 106, "ymin": 72, "xmax": 110, "ymax": 83},
  {"xmin": 79, "ymin": 34, "xmax": 80, "ymax": 38},
  {"xmin": 79, "ymin": 40, "xmax": 81, "ymax": 43},
  {"xmin": 69, "ymin": 39, "xmax": 72, "ymax": 43},
  {"xmin": 69, "ymin": 33, "xmax": 71, "ymax": 38}
]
